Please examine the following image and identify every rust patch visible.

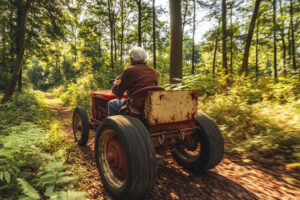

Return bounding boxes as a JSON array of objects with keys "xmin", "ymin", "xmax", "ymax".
[
  {"xmin": 159, "ymin": 94, "xmax": 164, "ymax": 100},
  {"xmin": 190, "ymin": 91, "xmax": 198, "ymax": 100},
  {"xmin": 149, "ymin": 120, "xmax": 195, "ymax": 133},
  {"xmin": 144, "ymin": 90, "xmax": 198, "ymax": 126},
  {"xmin": 171, "ymin": 114, "xmax": 175, "ymax": 121}
]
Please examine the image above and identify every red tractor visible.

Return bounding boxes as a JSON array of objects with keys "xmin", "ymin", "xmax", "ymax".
[{"xmin": 72, "ymin": 85, "xmax": 224, "ymax": 200}]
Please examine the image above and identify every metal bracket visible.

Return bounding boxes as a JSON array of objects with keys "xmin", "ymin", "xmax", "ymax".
[
  {"xmin": 179, "ymin": 129, "xmax": 185, "ymax": 141},
  {"xmin": 158, "ymin": 132, "xmax": 165, "ymax": 145}
]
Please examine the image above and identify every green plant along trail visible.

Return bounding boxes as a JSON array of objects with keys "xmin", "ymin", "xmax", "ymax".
[{"xmin": 44, "ymin": 92, "xmax": 299, "ymax": 200}]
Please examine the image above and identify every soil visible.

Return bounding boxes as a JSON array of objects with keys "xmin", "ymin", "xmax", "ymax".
[{"xmin": 46, "ymin": 95, "xmax": 299, "ymax": 200}]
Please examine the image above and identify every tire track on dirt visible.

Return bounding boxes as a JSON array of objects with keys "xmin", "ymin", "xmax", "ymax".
[{"xmin": 46, "ymin": 95, "xmax": 299, "ymax": 200}]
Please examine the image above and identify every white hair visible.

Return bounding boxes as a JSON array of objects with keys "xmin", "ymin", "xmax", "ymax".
[{"xmin": 129, "ymin": 46, "xmax": 147, "ymax": 63}]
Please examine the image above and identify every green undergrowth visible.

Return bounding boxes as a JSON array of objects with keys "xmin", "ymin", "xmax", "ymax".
[
  {"xmin": 198, "ymin": 95, "xmax": 300, "ymax": 161},
  {"xmin": 52, "ymin": 74, "xmax": 98, "ymax": 114},
  {"xmin": 0, "ymin": 90, "xmax": 86, "ymax": 200},
  {"xmin": 169, "ymin": 74, "xmax": 300, "ymax": 164}
]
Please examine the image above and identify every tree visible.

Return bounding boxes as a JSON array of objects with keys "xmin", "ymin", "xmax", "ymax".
[
  {"xmin": 222, "ymin": 0, "xmax": 228, "ymax": 94},
  {"xmin": 136, "ymin": 0, "xmax": 142, "ymax": 46},
  {"xmin": 279, "ymin": 0, "xmax": 287, "ymax": 76},
  {"xmin": 152, "ymin": 0, "xmax": 157, "ymax": 69},
  {"xmin": 120, "ymin": 0, "xmax": 125, "ymax": 67},
  {"xmin": 241, "ymin": 0, "xmax": 261, "ymax": 76},
  {"xmin": 2, "ymin": 0, "xmax": 31, "ymax": 103},
  {"xmin": 289, "ymin": 0, "xmax": 296, "ymax": 71},
  {"xmin": 212, "ymin": 24, "xmax": 220, "ymax": 78},
  {"xmin": 273, "ymin": 0, "xmax": 278, "ymax": 81},
  {"xmin": 191, "ymin": 0, "xmax": 196, "ymax": 74},
  {"xmin": 255, "ymin": 17, "xmax": 260, "ymax": 79},
  {"xmin": 107, "ymin": 0, "xmax": 115, "ymax": 68},
  {"xmin": 169, "ymin": 0, "xmax": 183, "ymax": 83}
]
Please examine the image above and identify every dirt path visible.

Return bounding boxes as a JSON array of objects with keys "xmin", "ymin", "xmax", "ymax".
[{"xmin": 46, "ymin": 95, "xmax": 299, "ymax": 200}]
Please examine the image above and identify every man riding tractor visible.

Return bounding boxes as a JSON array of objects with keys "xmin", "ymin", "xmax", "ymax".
[
  {"xmin": 72, "ymin": 46, "xmax": 224, "ymax": 200},
  {"xmin": 108, "ymin": 46, "xmax": 158, "ymax": 117}
]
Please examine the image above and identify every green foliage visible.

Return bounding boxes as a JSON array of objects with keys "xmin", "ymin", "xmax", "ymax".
[
  {"xmin": 165, "ymin": 74, "xmax": 221, "ymax": 96},
  {"xmin": 165, "ymin": 74, "xmax": 300, "ymax": 162},
  {"xmin": 0, "ymin": 72, "xmax": 11, "ymax": 91},
  {"xmin": 18, "ymin": 178, "xmax": 41, "ymax": 200},
  {"xmin": 53, "ymin": 74, "xmax": 98, "ymax": 111},
  {"xmin": 0, "ymin": 90, "xmax": 86, "ymax": 199},
  {"xmin": 198, "ymin": 95, "xmax": 300, "ymax": 160}
]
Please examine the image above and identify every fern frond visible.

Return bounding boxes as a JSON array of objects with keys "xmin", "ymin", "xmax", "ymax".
[
  {"xmin": 53, "ymin": 190, "xmax": 86, "ymax": 200},
  {"xmin": 17, "ymin": 178, "xmax": 40, "ymax": 200},
  {"xmin": 4, "ymin": 171, "xmax": 10, "ymax": 183}
]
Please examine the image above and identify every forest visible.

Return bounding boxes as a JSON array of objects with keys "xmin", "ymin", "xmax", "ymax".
[{"xmin": 0, "ymin": 0, "xmax": 299, "ymax": 199}]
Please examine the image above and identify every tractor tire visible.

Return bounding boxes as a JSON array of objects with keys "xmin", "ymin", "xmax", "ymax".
[
  {"xmin": 72, "ymin": 106, "xmax": 89, "ymax": 146},
  {"xmin": 95, "ymin": 115, "xmax": 156, "ymax": 200},
  {"xmin": 172, "ymin": 112, "xmax": 224, "ymax": 173}
]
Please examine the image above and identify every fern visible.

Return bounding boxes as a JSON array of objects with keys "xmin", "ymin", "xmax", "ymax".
[
  {"xmin": 49, "ymin": 190, "xmax": 86, "ymax": 200},
  {"xmin": 17, "ymin": 178, "xmax": 41, "ymax": 200}
]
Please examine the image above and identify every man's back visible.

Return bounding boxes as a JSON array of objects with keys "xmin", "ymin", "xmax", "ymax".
[{"xmin": 112, "ymin": 63, "xmax": 158, "ymax": 113}]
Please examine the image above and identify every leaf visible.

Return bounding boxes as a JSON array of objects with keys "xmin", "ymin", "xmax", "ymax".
[
  {"xmin": 4, "ymin": 171, "xmax": 10, "ymax": 183},
  {"xmin": 45, "ymin": 185, "xmax": 55, "ymax": 197},
  {"xmin": 39, "ymin": 175, "xmax": 56, "ymax": 184},
  {"xmin": 0, "ymin": 172, "xmax": 4, "ymax": 181},
  {"xmin": 40, "ymin": 153, "xmax": 55, "ymax": 160},
  {"xmin": 17, "ymin": 178, "xmax": 41, "ymax": 200},
  {"xmin": 52, "ymin": 190, "xmax": 86, "ymax": 200},
  {"xmin": 55, "ymin": 176, "xmax": 76, "ymax": 184}
]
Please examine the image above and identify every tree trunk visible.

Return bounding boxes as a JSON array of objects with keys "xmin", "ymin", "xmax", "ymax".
[
  {"xmin": 17, "ymin": 2, "xmax": 23, "ymax": 92},
  {"xmin": 273, "ymin": 0, "xmax": 278, "ymax": 81},
  {"xmin": 255, "ymin": 19, "xmax": 259, "ymax": 80},
  {"xmin": 279, "ymin": 0, "xmax": 287, "ymax": 76},
  {"xmin": 222, "ymin": 0, "xmax": 228, "ymax": 94},
  {"xmin": 114, "ymin": 23, "xmax": 117, "ymax": 62},
  {"xmin": 241, "ymin": 0, "xmax": 261, "ymax": 75},
  {"xmin": 120, "ymin": 0, "xmax": 124, "ymax": 67},
  {"xmin": 2, "ymin": 0, "xmax": 31, "ymax": 103},
  {"xmin": 169, "ymin": 0, "xmax": 182, "ymax": 83},
  {"xmin": 98, "ymin": 34, "xmax": 101, "ymax": 61},
  {"xmin": 182, "ymin": 0, "xmax": 188, "ymax": 34},
  {"xmin": 2, "ymin": 18, "xmax": 6, "ymax": 72},
  {"xmin": 191, "ymin": 0, "xmax": 196, "ymax": 74},
  {"xmin": 229, "ymin": 2, "xmax": 233, "ymax": 74},
  {"xmin": 108, "ymin": 0, "xmax": 114, "ymax": 69},
  {"xmin": 9, "ymin": 8, "xmax": 14, "ymax": 73},
  {"xmin": 137, "ymin": 0, "xmax": 142, "ymax": 46},
  {"xmin": 152, "ymin": 0, "xmax": 157, "ymax": 69},
  {"xmin": 289, "ymin": 0, "xmax": 296, "ymax": 71},
  {"xmin": 212, "ymin": 34, "xmax": 219, "ymax": 78}
]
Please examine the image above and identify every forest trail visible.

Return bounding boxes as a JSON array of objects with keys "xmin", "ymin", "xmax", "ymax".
[{"xmin": 45, "ymin": 94, "xmax": 299, "ymax": 200}]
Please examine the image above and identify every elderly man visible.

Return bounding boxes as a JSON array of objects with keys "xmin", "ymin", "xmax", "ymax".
[{"xmin": 108, "ymin": 46, "xmax": 158, "ymax": 116}]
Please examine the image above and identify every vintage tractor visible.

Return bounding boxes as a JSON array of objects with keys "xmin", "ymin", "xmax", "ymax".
[{"xmin": 72, "ymin": 85, "xmax": 224, "ymax": 200}]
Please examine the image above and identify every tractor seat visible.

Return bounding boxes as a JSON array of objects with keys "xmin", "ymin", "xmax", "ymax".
[
  {"xmin": 121, "ymin": 86, "xmax": 165, "ymax": 118},
  {"xmin": 130, "ymin": 86, "xmax": 165, "ymax": 98}
]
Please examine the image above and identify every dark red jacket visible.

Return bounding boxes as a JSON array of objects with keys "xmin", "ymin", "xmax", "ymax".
[{"xmin": 112, "ymin": 63, "xmax": 158, "ymax": 114}]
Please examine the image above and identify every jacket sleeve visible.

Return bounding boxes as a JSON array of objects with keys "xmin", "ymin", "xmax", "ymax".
[{"xmin": 112, "ymin": 68, "xmax": 133, "ymax": 97}]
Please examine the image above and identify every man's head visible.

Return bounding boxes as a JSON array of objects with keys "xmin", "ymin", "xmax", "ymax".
[{"xmin": 129, "ymin": 46, "xmax": 147, "ymax": 64}]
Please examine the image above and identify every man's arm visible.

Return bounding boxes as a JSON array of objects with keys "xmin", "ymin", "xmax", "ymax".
[{"xmin": 112, "ymin": 68, "xmax": 133, "ymax": 97}]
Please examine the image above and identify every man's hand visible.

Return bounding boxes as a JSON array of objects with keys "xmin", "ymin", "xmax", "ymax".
[{"xmin": 113, "ymin": 80, "xmax": 120, "ymax": 86}]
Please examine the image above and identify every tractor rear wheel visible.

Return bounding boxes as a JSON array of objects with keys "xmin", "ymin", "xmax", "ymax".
[
  {"xmin": 172, "ymin": 112, "xmax": 224, "ymax": 173},
  {"xmin": 72, "ymin": 106, "xmax": 89, "ymax": 146},
  {"xmin": 95, "ymin": 115, "xmax": 156, "ymax": 200}
]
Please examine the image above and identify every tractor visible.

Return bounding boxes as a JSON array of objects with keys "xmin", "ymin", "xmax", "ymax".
[{"xmin": 72, "ymin": 83, "xmax": 224, "ymax": 200}]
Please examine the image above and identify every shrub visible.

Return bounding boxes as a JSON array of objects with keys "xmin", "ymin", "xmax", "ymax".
[
  {"xmin": 54, "ymin": 74, "xmax": 98, "ymax": 112},
  {"xmin": 198, "ymin": 95, "xmax": 300, "ymax": 160},
  {"xmin": 0, "ymin": 90, "xmax": 86, "ymax": 199}
]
